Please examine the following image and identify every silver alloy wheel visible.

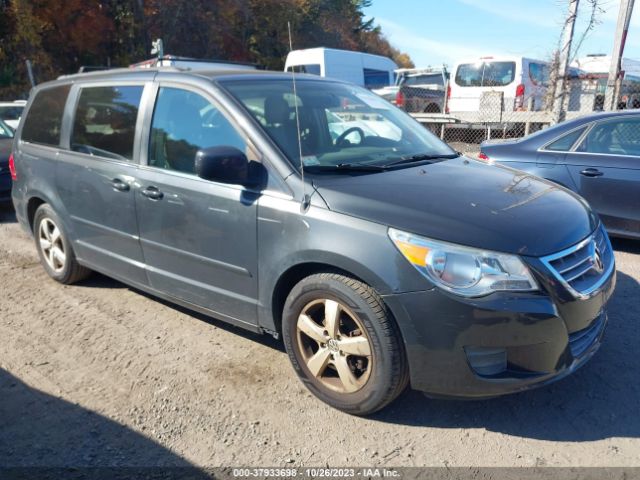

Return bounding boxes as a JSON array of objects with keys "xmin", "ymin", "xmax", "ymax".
[
  {"xmin": 296, "ymin": 298, "xmax": 373, "ymax": 393},
  {"xmin": 38, "ymin": 218, "xmax": 66, "ymax": 273}
]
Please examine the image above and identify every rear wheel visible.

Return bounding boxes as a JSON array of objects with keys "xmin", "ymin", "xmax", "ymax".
[
  {"xmin": 34, "ymin": 204, "xmax": 91, "ymax": 284},
  {"xmin": 282, "ymin": 273, "xmax": 408, "ymax": 415}
]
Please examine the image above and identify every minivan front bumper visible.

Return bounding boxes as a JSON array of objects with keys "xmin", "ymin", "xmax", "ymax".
[{"xmin": 383, "ymin": 265, "xmax": 616, "ymax": 398}]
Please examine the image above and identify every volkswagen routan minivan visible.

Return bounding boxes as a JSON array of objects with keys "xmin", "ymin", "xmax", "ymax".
[{"xmin": 10, "ymin": 68, "xmax": 616, "ymax": 415}]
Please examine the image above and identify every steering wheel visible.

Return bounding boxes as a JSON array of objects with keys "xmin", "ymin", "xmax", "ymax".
[{"xmin": 335, "ymin": 127, "xmax": 365, "ymax": 147}]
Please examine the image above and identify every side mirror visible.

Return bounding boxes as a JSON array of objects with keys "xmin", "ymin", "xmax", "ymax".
[{"xmin": 195, "ymin": 146, "xmax": 250, "ymax": 185}]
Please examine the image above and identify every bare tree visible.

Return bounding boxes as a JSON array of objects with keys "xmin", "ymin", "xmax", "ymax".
[{"xmin": 544, "ymin": 0, "xmax": 604, "ymax": 115}]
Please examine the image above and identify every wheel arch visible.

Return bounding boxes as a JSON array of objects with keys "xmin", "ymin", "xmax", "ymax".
[
  {"xmin": 267, "ymin": 254, "xmax": 397, "ymax": 337},
  {"xmin": 26, "ymin": 195, "xmax": 47, "ymax": 232}
]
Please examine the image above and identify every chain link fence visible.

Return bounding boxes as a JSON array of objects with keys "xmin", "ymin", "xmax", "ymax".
[{"xmin": 395, "ymin": 74, "xmax": 640, "ymax": 158}]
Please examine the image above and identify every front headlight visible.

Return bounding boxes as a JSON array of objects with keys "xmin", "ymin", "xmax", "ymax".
[{"xmin": 388, "ymin": 228, "xmax": 538, "ymax": 297}]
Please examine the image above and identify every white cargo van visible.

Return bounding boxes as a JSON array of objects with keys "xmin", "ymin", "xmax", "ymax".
[
  {"xmin": 448, "ymin": 56, "xmax": 550, "ymax": 113},
  {"xmin": 284, "ymin": 47, "xmax": 397, "ymax": 89}
]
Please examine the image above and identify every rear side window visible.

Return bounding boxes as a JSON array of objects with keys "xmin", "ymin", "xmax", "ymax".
[
  {"xmin": 0, "ymin": 106, "xmax": 24, "ymax": 121},
  {"xmin": 21, "ymin": 85, "xmax": 71, "ymax": 147},
  {"xmin": 71, "ymin": 85, "xmax": 144, "ymax": 161},
  {"xmin": 455, "ymin": 62, "xmax": 516, "ymax": 87},
  {"xmin": 545, "ymin": 126, "xmax": 587, "ymax": 152},
  {"xmin": 403, "ymin": 74, "xmax": 444, "ymax": 86}
]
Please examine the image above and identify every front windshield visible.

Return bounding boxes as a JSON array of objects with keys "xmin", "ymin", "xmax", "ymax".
[{"xmin": 222, "ymin": 79, "xmax": 455, "ymax": 169}]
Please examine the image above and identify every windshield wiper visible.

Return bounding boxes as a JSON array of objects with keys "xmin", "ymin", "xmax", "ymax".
[
  {"xmin": 383, "ymin": 152, "xmax": 459, "ymax": 167},
  {"xmin": 303, "ymin": 163, "xmax": 388, "ymax": 173}
]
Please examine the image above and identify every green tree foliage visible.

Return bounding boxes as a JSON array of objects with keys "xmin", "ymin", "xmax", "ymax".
[{"xmin": 0, "ymin": 0, "xmax": 413, "ymax": 99}]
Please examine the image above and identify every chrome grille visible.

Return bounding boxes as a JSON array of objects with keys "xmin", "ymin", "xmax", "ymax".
[{"xmin": 541, "ymin": 226, "xmax": 614, "ymax": 299}]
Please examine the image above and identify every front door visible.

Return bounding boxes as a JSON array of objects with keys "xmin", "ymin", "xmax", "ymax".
[
  {"xmin": 565, "ymin": 116, "xmax": 640, "ymax": 236},
  {"xmin": 134, "ymin": 85, "xmax": 260, "ymax": 325}
]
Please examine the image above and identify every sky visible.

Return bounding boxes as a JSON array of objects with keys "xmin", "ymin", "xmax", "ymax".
[{"xmin": 364, "ymin": 0, "xmax": 640, "ymax": 68}]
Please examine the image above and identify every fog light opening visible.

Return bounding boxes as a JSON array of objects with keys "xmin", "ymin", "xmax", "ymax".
[{"xmin": 465, "ymin": 346, "xmax": 508, "ymax": 377}]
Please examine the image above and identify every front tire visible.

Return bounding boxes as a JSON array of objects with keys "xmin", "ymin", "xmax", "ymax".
[
  {"xmin": 33, "ymin": 204, "xmax": 91, "ymax": 284},
  {"xmin": 282, "ymin": 273, "xmax": 408, "ymax": 415}
]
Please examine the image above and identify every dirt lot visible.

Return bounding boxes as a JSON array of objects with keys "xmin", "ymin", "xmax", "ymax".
[{"xmin": 1, "ymin": 204, "xmax": 639, "ymax": 468}]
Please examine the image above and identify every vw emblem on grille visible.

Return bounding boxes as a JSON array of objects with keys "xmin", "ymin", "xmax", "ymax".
[{"xmin": 590, "ymin": 243, "xmax": 605, "ymax": 274}]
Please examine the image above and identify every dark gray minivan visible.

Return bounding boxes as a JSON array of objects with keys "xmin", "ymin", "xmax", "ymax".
[{"xmin": 11, "ymin": 68, "xmax": 616, "ymax": 415}]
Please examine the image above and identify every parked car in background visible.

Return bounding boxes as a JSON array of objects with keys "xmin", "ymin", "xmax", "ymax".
[
  {"xmin": 480, "ymin": 110, "xmax": 640, "ymax": 239},
  {"xmin": 0, "ymin": 119, "xmax": 14, "ymax": 203},
  {"xmin": 394, "ymin": 67, "xmax": 448, "ymax": 113},
  {"xmin": 0, "ymin": 100, "xmax": 26, "ymax": 130},
  {"xmin": 448, "ymin": 56, "xmax": 550, "ymax": 113},
  {"xmin": 11, "ymin": 68, "xmax": 615, "ymax": 415},
  {"xmin": 284, "ymin": 47, "xmax": 397, "ymax": 89}
]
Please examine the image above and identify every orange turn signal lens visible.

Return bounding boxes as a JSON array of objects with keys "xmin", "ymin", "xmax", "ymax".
[{"xmin": 392, "ymin": 239, "xmax": 430, "ymax": 267}]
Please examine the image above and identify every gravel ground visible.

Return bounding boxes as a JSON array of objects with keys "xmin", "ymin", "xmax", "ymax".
[{"xmin": 1, "ymin": 204, "xmax": 639, "ymax": 468}]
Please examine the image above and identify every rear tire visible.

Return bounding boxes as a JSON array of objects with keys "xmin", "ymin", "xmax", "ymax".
[
  {"xmin": 282, "ymin": 273, "xmax": 408, "ymax": 415},
  {"xmin": 33, "ymin": 204, "xmax": 91, "ymax": 284}
]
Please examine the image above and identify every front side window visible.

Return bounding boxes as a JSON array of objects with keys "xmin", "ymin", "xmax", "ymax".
[
  {"xmin": 21, "ymin": 85, "xmax": 71, "ymax": 147},
  {"xmin": 222, "ymin": 79, "xmax": 455, "ymax": 169},
  {"xmin": 71, "ymin": 86, "xmax": 143, "ymax": 160},
  {"xmin": 148, "ymin": 87, "xmax": 247, "ymax": 174},
  {"xmin": 545, "ymin": 126, "xmax": 587, "ymax": 152},
  {"xmin": 576, "ymin": 118, "xmax": 640, "ymax": 156},
  {"xmin": 455, "ymin": 61, "xmax": 516, "ymax": 87}
]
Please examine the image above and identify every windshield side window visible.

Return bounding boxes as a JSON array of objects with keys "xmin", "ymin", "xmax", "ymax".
[
  {"xmin": 148, "ymin": 87, "xmax": 247, "ymax": 174},
  {"xmin": 575, "ymin": 118, "xmax": 640, "ymax": 156},
  {"xmin": 71, "ymin": 86, "xmax": 143, "ymax": 161},
  {"xmin": 21, "ymin": 85, "xmax": 71, "ymax": 147},
  {"xmin": 544, "ymin": 126, "xmax": 587, "ymax": 152}
]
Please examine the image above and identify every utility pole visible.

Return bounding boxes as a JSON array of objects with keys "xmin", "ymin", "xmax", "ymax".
[
  {"xmin": 553, "ymin": 0, "xmax": 580, "ymax": 124},
  {"xmin": 604, "ymin": 0, "xmax": 635, "ymax": 110}
]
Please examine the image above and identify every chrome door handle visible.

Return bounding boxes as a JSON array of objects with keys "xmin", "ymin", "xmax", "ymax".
[
  {"xmin": 580, "ymin": 168, "xmax": 603, "ymax": 177},
  {"xmin": 111, "ymin": 178, "xmax": 130, "ymax": 192},
  {"xmin": 140, "ymin": 186, "xmax": 163, "ymax": 200}
]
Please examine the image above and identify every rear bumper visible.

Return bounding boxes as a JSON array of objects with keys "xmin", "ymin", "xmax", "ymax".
[{"xmin": 383, "ymin": 267, "xmax": 616, "ymax": 398}]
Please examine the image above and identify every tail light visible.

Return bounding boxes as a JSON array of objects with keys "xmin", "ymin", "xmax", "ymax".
[
  {"xmin": 515, "ymin": 83, "xmax": 525, "ymax": 110},
  {"xmin": 395, "ymin": 90, "xmax": 405, "ymax": 108},
  {"xmin": 445, "ymin": 85, "xmax": 451, "ymax": 114},
  {"xmin": 8, "ymin": 153, "xmax": 17, "ymax": 180},
  {"xmin": 478, "ymin": 152, "xmax": 490, "ymax": 162}
]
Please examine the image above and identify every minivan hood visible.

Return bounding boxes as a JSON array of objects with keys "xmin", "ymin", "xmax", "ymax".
[{"xmin": 313, "ymin": 157, "xmax": 598, "ymax": 257}]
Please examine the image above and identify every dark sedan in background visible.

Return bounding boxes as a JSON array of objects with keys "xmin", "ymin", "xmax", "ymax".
[
  {"xmin": 480, "ymin": 111, "xmax": 640, "ymax": 240},
  {"xmin": 0, "ymin": 119, "xmax": 14, "ymax": 203}
]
